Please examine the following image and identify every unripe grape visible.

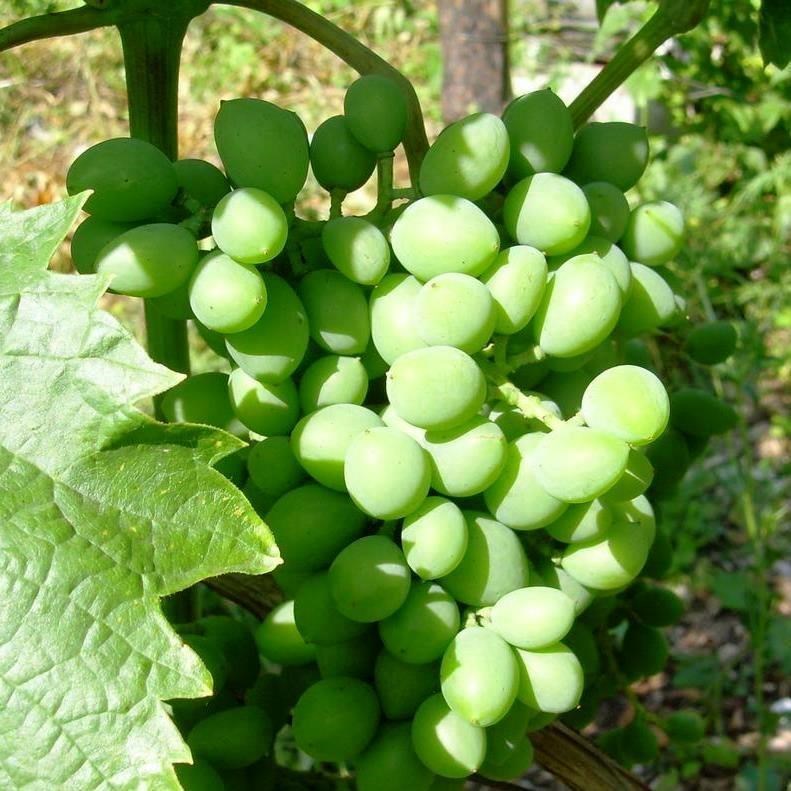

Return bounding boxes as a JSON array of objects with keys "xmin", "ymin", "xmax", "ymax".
[
  {"xmin": 187, "ymin": 706, "xmax": 273, "ymax": 770},
  {"xmin": 67, "ymin": 137, "xmax": 178, "ymax": 221},
  {"xmin": 401, "ymin": 497, "xmax": 468, "ymax": 580},
  {"xmin": 298, "ymin": 354, "xmax": 368, "ymax": 413},
  {"xmin": 173, "ymin": 158, "xmax": 230, "ymax": 208},
  {"xmin": 310, "ymin": 115, "xmax": 376, "ymax": 192},
  {"xmin": 189, "ymin": 251, "xmax": 267, "ymax": 334},
  {"xmin": 214, "ymin": 98, "xmax": 309, "ymax": 202},
  {"xmin": 617, "ymin": 262, "xmax": 677, "ymax": 337},
  {"xmin": 356, "ymin": 723, "xmax": 435, "ymax": 791},
  {"xmin": 370, "ymin": 273, "xmax": 429, "ymax": 364},
  {"xmin": 70, "ymin": 216, "xmax": 136, "ymax": 275},
  {"xmin": 344, "ymin": 74, "xmax": 408, "ymax": 153},
  {"xmin": 620, "ymin": 201, "xmax": 684, "ymax": 267},
  {"xmin": 684, "ymin": 320, "xmax": 737, "ymax": 365},
  {"xmin": 565, "ymin": 122, "xmax": 649, "ymax": 191},
  {"xmin": 227, "ymin": 368, "xmax": 299, "ymax": 435},
  {"xmin": 420, "ymin": 113, "xmax": 510, "ymax": 200},
  {"xmin": 514, "ymin": 643, "xmax": 583, "ymax": 714},
  {"xmin": 322, "ymin": 216, "xmax": 390, "ymax": 285},
  {"xmin": 582, "ymin": 181, "xmax": 630, "ymax": 241},
  {"xmin": 490, "ymin": 587, "xmax": 575, "ymax": 650},
  {"xmin": 211, "ymin": 187, "xmax": 288, "ymax": 264},
  {"xmin": 503, "ymin": 173, "xmax": 590, "ymax": 255},
  {"xmin": 502, "ymin": 89, "xmax": 574, "ymax": 177},
  {"xmin": 255, "ymin": 600, "xmax": 317, "ymax": 666},
  {"xmin": 96, "ymin": 223, "xmax": 199, "ymax": 298},
  {"xmin": 374, "ymin": 650, "xmax": 440, "ymax": 720},
  {"xmin": 670, "ymin": 388, "xmax": 738, "ymax": 436}
]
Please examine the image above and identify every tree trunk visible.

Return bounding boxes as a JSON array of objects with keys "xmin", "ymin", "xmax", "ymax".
[{"xmin": 437, "ymin": 0, "xmax": 511, "ymax": 123}]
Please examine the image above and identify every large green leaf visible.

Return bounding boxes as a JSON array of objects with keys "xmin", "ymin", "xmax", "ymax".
[{"xmin": 0, "ymin": 197, "xmax": 280, "ymax": 789}]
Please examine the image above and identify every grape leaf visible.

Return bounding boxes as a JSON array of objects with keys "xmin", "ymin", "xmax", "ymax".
[
  {"xmin": 0, "ymin": 196, "xmax": 280, "ymax": 789},
  {"xmin": 759, "ymin": 0, "xmax": 791, "ymax": 69}
]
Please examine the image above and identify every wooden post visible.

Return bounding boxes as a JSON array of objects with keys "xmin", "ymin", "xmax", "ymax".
[{"xmin": 437, "ymin": 0, "xmax": 511, "ymax": 122}]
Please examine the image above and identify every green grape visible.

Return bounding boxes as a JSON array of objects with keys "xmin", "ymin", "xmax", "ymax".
[
  {"xmin": 298, "ymin": 354, "xmax": 368, "ymax": 413},
  {"xmin": 484, "ymin": 433, "xmax": 567, "ymax": 530},
  {"xmin": 532, "ymin": 256, "xmax": 621, "ymax": 357},
  {"xmin": 193, "ymin": 615, "xmax": 260, "ymax": 692},
  {"xmin": 582, "ymin": 182, "xmax": 630, "ymax": 242},
  {"xmin": 291, "ymin": 404, "xmax": 383, "ymax": 490},
  {"xmin": 618, "ymin": 622, "xmax": 668, "ymax": 679},
  {"xmin": 441, "ymin": 512, "xmax": 529, "ymax": 607},
  {"xmin": 66, "ymin": 137, "xmax": 178, "ymax": 221},
  {"xmin": 620, "ymin": 201, "xmax": 684, "ymax": 267},
  {"xmin": 293, "ymin": 572, "xmax": 369, "ymax": 645},
  {"xmin": 562, "ymin": 622, "xmax": 600, "ymax": 678},
  {"xmin": 620, "ymin": 716, "xmax": 659, "ymax": 765},
  {"xmin": 684, "ymin": 320, "xmax": 737, "ymax": 365},
  {"xmin": 214, "ymin": 98, "xmax": 309, "ymax": 202},
  {"xmin": 513, "ymin": 643, "xmax": 583, "ymax": 713},
  {"xmin": 670, "ymin": 388, "xmax": 738, "ymax": 436},
  {"xmin": 379, "ymin": 581, "xmax": 460, "ymax": 664},
  {"xmin": 292, "ymin": 677, "xmax": 380, "ymax": 762},
  {"xmin": 161, "ymin": 372, "xmax": 245, "ymax": 436},
  {"xmin": 641, "ymin": 528, "xmax": 672, "ymax": 580},
  {"xmin": 537, "ymin": 369, "xmax": 591, "ymax": 419},
  {"xmin": 401, "ymin": 497, "xmax": 468, "ymax": 580},
  {"xmin": 483, "ymin": 701, "xmax": 532, "ymax": 765},
  {"xmin": 225, "ymin": 273, "xmax": 309, "ymax": 383},
  {"xmin": 170, "ymin": 687, "xmax": 236, "ymax": 734},
  {"xmin": 329, "ymin": 535, "xmax": 412, "ymax": 622},
  {"xmin": 645, "ymin": 428, "xmax": 690, "ymax": 493},
  {"xmin": 414, "ymin": 272, "xmax": 496, "ymax": 353},
  {"xmin": 95, "ymin": 223, "xmax": 198, "ymax": 298},
  {"xmin": 322, "ymin": 216, "xmax": 390, "ymax": 285},
  {"xmin": 361, "ymin": 339, "xmax": 389, "ymax": 380},
  {"xmin": 411, "ymin": 694, "xmax": 487, "ymax": 779},
  {"xmin": 601, "ymin": 449, "xmax": 654, "ymax": 502},
  {"xmin": 211, "ymin": 187, "xmax": 288, "ymax": 265},
  {"xmin": 581, "ymin": 365, "xmax": 669, "ymax": 445},
  {"xmin": 663, "ymin": 710, "xmax": 705, "ymax": 744},
  {"xmin": 480, "ymin": 245, "xmax": 548, "ymax": 334},
  {"xmin": 490, "ymin": 587, "xmax": 575, "ymax": 650},
  {"xmin": 623, "ymin": 338, "xmax": 656, "ymax": 371},
  {"xmin": 419, "ymin": 113, "xmax": 510, "ymax": 201},
  {"xmin": 298, "ymin": 269, "xmax": 370, "ymax": 355},
  {"xmin": 189, "ymin": 251, "xmax": 267, "ymax": 334},
  {"xmin": 561, "ymin": 517, "xmax": 655, "ymax": 591},
  {"xmin": 181, "ymin": 634, "xmax": 228, "ymax": 693},
  {"xmin": 479, "ymin": 735, "xmax": 535, "ymax": 781},
  {"xmin": 345, "ymin": 427, "xmax": 431, "ymax": 519},
  {"xmin": 612, "ymin": 493, "xmax": 656, "ymax": 532},
  {"xmin": 265, "ymin": 484, "xmax": 366, "ymax": 572},
  {"xmin": 370, "ymin": 273, "xmax": 429, "ymax": 364},
  {"xmin": 175, "ymin": 760, "xmax": 225, "ymax": 791},
  {"xmin": 440, "ymin": 626, "xmax": 518, "ymax": 727},
  {"xmin": 149, "ymin": 279, "xmax": 193, "ymax": 320},
  {"xmin": 356, "ymin": 723, "xmax": 435, "ymax": 791},
  {"xmin": 546, "ymin": 499, "xmax": 612, "ymax": 544},
  {"xmin": 374, "ymin": 650, "xmax": 440, "ymax": 719},
  {"xmin": 70, "ymin": 216, "xmax": 136, "ymax": 275},
  {"xmin": 255, "ymin": 600, "xmax": 316, "ymax": 666},
  {"xmin": 564, "ymin": 122, "xmax": 649, "ymax": 191},
  {"xmin": 213, "ymin": 447, "xmax": 248, "ymax": 487},
  {"xmin": 386, "ymin": 346, "xmax": 486, "ymax": 431},
  {"xmin": 315, "ymin": 631, "xmax": 379, "ymax": 679},
  {"xmin": 549, "ymin": 236, "xmax": 631, "ymax": 297},
  {"xmin": 533, "ymin": 426, "xmax": 629, "ymax": 503},
  {"xmin": 617, "ymin": 262, "xmax": 676, "ymax": 337},
  {"xmin": 173, "ymin": 158, "xmax": 230, "ymax": 208},
  {"xmin": 503, "ymin": 173, "xmax": 590, "ymax": 255},
  {"xmin": 187, "ymin": 706, "xmax": 273, "ymax": 769},
  {"xmin": 344, "ymin": 74, "xmax": 408, "ymax": 153},
  {"xmin": 631, "ymin": 586, "xmax": 684, "ymax": 627},
  {"xmin": 380, "ymin": 404, "xmax": 427, "ymax": 442},
  {"xmin": 310, "ymin": 115, "xmax": 377, "ymax": 191},
  {"xmin": 422, "ymin": 417, "xmax": 507, "ymax": 498},
  {"xmin": 390, "ymin": 195, "xmax": 500, "ymax": 281},
  {"xmin": 227, "ymin": 368, "xmax": 300, "ymax": 435},
  {"xmin": 487, "ymin": 405, "xmax": 531, "ymax": 442},
  {"xmin": 534, "ymin": 558, "xmax": 595, "ymax": 616},
  {"xmin": 502, "ymin": 89, "xmax": 574, "ymax": 177}
]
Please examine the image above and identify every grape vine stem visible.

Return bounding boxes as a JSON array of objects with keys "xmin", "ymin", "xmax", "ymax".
[{"xmin": 568, "ymin": 0, "xmax": 711, "ymax": 128}]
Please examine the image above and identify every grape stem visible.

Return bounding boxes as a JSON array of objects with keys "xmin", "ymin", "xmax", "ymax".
[
  {"xmin": 568, "ymin": 0, "xmax": 711, "ymax": 128},
  {"xmin": 480, "ymin": 359, "xmax": 566, "ymax": 431},
  {"xmin": 329, "ymin": 189, "xmax": 346, "ymax": 219}
]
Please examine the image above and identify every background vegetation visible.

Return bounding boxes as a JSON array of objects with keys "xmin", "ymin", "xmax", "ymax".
[{"xmin": 1, "ymin": 0, "xmax": 788, "ymax": 788}]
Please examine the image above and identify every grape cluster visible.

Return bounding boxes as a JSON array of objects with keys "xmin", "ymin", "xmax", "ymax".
[{"xmin": 67, "ymin": 75, "xmax": 737, "ymax": 789}]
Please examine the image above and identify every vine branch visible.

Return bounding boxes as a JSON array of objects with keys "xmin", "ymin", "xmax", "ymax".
[
  {"xmin": 220, "ymin": 0, "xmax": 429, "ymax": 182},
  {"xmin": 569, "ymin": 0, "xmax": 711, "ymax": 128},
  {"xmin": 0, "ymin": 6, "xmax": 116, "ymax": 52}
]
